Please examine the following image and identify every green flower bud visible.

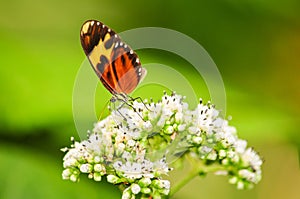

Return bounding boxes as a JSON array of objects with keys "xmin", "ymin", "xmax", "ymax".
[
  {"xmin": 62, "ymin": 169, "xmax": 72, "ymax": 179},
  {"xmin": 192, "ymin": 136, "xmax": 202, "ymax": 145},
  {"xmin": 93, "ymin": 172, "xmax": 102, "ymax": 181},
  {"xmin": 207, "ymin": 151, "xmax": 217, "ymax": 160},
  {"xmin": 141, "ymin": 187, "xmax": 151, "ymax": 194},
  {"xmin": 94, "ymin": 156, "xmax": 102, "ymax": 163},
  {"xmin": 237, "ymin": 181, "xmax": 244, "ymax": 190},
  {"xmin": 229, "ymin": 176, "xmax": 238, "ymax": 184},
  {"xmin": 79, "ymin": 163, "xmax": 93, "ymax": 173},
  {"xmin": 139, "ymin": 178, "xmax": 152, "ymax": 187},
  {"xmin": 152, "ymin": 193, "xmax": 162, "ymax": 199},
  {"xmin": 70, "ymin": 174, "xmax": 78, "ymax": 182},
  {"xmin": 122, "ymin": 187, "xmax": 133, "ymax": 199},
  {"xmin": 121, "ymin": 191, "xmax": 131, "ymax": 199},
  {"xmin": 107, "ymin": 175, "xmax": 119, "ymax": 184},
  {"xmin": 94, "ymin": 164, "xmax": 105, "ymax": 172},
  {"xmin": 165, "ymin": 125, "xmax": 174, "ymax": 134},
  {"xmin": 219, "ymin": 149, "xmax": 226, "ymax": 158},
  {"xmin": 159, "ymin": 188, "xmax": 170, "ymax": 195}
]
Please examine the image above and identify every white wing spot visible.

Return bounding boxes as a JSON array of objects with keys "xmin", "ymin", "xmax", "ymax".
[
  {"xmin": 138, "ymin": 68, "xmax": 142, "ymax": 72},
  {"xmin": 115, "ymin": 34, "xmax": 118, "ymax": 38},
  {"xmin": 96, "ymin": 22, "xmax": 100, "ymax": 26},
  {"xmin": 102, "ymin": 24, "xmax": 105, "ymax": 28},
  {"xmin": 108, "ymin": 28, "xmax": 111, "ymax": 32},
  {"xmin": 124, "ymin": 44, "xmax": 128, "ymax": 48},
  {"xmin": 138, "ymin": 72, "xmax": 142, "ymax": 76},
  {"xmin": 91, "ymin": 21, "xmax": 95, "ymax": 26},
  {"xmin": 115, "ymin": 42, "xmax": 119, "ymax": 48},
  {"xmin": 130, "ymin": 50, "xmax": 133, "ymax": 54},
  {"xmin": 136, "ymin": 58, "xmax": 140, "ymax": 63},
  {"xmin": 120, "ymin": 42, "xmax": 123, "ymax": 46}
]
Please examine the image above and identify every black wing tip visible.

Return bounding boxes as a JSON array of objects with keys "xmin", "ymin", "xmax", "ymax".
[{"xmin": 80, "ymin": 20, "xmax": 103, "ymax": 55}]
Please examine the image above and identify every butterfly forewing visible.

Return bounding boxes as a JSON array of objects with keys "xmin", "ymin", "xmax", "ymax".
[{"xmin": 80, "ymin": 20, "xmax": 146, "ymax": 95}]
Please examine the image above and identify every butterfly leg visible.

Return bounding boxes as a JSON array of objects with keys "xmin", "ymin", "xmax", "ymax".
[
  {"xmin": 112, "ymin": 94, "xmax": 146, "ymax": 121},
  {"xmin": 128, "ymin": 96, "xmax": 151, "ymax": 112},
  {"xmin": 121, "ymin": 99, "xmax": 146, "ymax": 122},
  {"xmin": 110, "ymin": 98, "xmax": 128, "ymax": 121}
]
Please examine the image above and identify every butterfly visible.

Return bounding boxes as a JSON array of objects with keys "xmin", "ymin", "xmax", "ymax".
[{"xmin": 80, "ymin": 20, "xmax": 147, "ymax": 101}]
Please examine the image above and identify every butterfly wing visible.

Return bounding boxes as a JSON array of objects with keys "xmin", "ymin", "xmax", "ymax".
[{"xmin": 80, "ymin": 20, "xmax": 146, "ymax": 94}]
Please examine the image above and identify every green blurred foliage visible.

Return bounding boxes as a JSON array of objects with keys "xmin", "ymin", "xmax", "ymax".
[{"xmin": 0, "ymin": 0, "xmax": 299, "ymax": 198}]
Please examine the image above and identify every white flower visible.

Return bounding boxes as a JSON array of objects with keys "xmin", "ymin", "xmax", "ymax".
[
  {"xmin": 161, "ymin": 94, "xmax": 184, "ymax": 114},
  {"xmin": 177, "ymin": 124, "xmax": 186, "ymax": 131},
  {"xmin": 143, "ymin": 121, "xmax": 152, "ymax": 130},
  {"xmin": 238, "ymin": 169, "xmax": 256, "ymax": 183},
  {"xmin": 127, "ymin": 139, "xmax": 136, "ymax": 147},
  {"xmin": 147, "ymin": 102, "xmax": 162, "ymax": 121},
  {"xmin": 160, "ymin": 180, "xmax": 170, "ymax": 189},
  {"xmin": 199, "ymin": 146, "xmax": 212, "ymax": 154},
  {"xmin": 241, "ymin": 148, "xmax": 263, "ymax": 171},
  {"xmin": 235, "ymin": 139, "xmax": 247, "ymax": 153},
  {"xmin": 62, "ymin": 91, "xmax": 263, "ymax": 197},
  {"xmin": 188, "ymin": 126, "xmax": 199, "ymax": 135},
  {"xmin": 153, "ymin": 158, "xmax": 169, "ymax": 175}
]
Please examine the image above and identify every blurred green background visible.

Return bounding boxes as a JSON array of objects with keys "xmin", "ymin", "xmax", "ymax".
[{"xmin": 0, "ymin": 0, "xmax": 299, "ymax": 198}]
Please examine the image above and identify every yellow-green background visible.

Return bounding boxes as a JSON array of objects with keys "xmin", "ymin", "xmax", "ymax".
[{"xmin": 0, "ymin": 0, "xmax": 299, "ymax": 198}]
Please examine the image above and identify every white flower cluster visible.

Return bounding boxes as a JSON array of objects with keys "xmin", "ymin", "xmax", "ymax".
[{"xmin": 62, "ymin": 92, "xmax": 263, "ymax": 198}]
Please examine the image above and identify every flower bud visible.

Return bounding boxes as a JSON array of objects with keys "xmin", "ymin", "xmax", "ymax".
[
  {"xmin": 229, "ymin": 176, "xmax": 238, "ymax": 184},
  {"xmin": 139, "ymin": 178, "xmax": 152, "ymax": 187},
  {"xmin": 107, "ymin": 175, "xmax": 119, "ymax": 184},
  {"xmin": 165, "ymin": 125, "xmax": 174, "ymax": 134},
  {"xmin": 131, "ymin": 184, "xmax": 141, "ymax": 194},
  {"xmin": 121, "ymin": 190, "xmax": 131, "ymax": 199},
  {"xmin": 70, "ymin": 174, "xmax": 78, "ymax": 182},
  {"xmin": 62, "ymin": 169, "xmax": 72, "ymax": 179},
  {"xmin": 93, "ymin": 172, "xmax": 102, "ymax": 181},
  {"xmin": 94, "ymin": 164, "xmax": 104, "ymax": 172},
  {"xmin": 192, "ymin": 136, "xmax": 202, "ymax": 145},
  {"xmin": 141, "ymin": 188, "xmax": 151, "ymax": 194},
  {"xmin": 237, "ymin": 181, "xmax": 244, "ymax": 190},
  {"xmin": 79, "ymin": 163, "xmax": 93, "ymax": 173}
]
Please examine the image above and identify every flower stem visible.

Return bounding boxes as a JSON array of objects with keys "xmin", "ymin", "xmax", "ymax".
[
  {"xmin": 169, "ymin": 169, "xmax": 200, "ymax": 197},
  {"xmin": 170, "ymin": 155, "xmax": 226, "ymax": 197}
]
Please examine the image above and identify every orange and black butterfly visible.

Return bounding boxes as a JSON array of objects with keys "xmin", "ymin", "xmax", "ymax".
[{"xmin": 80, "ymin": 20, "xmax": 146, "ymax": 101}]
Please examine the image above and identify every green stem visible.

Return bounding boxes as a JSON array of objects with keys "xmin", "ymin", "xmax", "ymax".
[
  {"xmin": 169, "ymin": 168, "xmax": 200, "ymax": 197},
  {"xmin": 170, "ymin": 155, "xmax": 226, "ymax": 197},
  {"xmin": 118, "ymin": 184, "xmax": 126, "ymax": 192}
]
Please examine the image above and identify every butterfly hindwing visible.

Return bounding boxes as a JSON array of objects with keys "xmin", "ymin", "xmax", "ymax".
[{"xmin": 80, "ymin": 20, "xmax": 146, "ymax": 94}]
